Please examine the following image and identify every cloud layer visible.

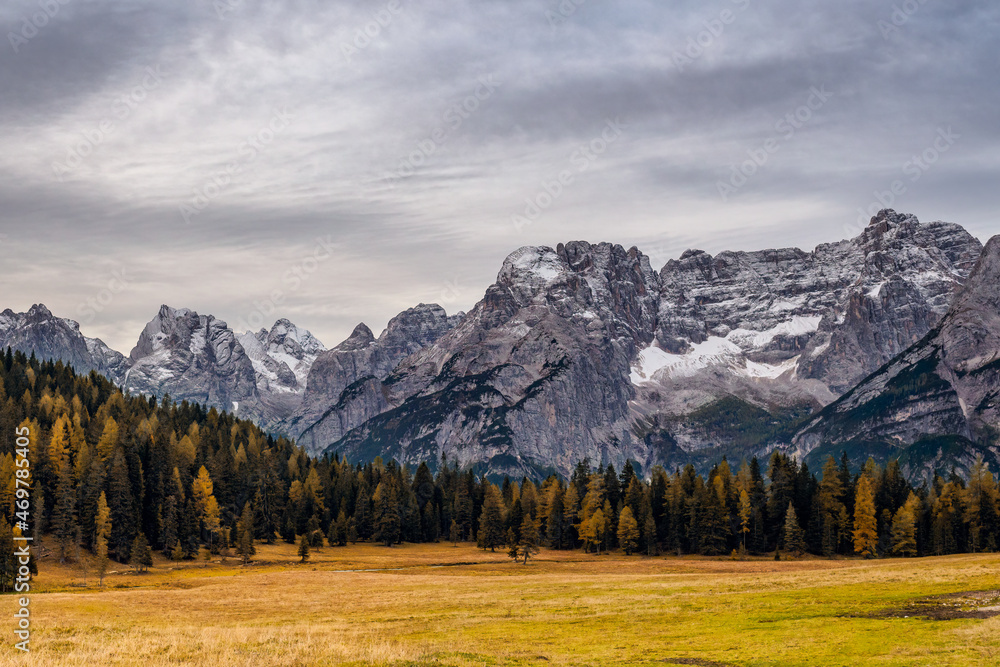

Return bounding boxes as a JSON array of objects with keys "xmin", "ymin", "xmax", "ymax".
[{"xmin": 1, "ymin": 0, "xmax": 998, "ymax": 351}]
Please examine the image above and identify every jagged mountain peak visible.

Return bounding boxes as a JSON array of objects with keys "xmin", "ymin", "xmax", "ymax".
[
  {"xmin": 262, "ymin": 318, "xmax": 326, "ymax": 356},
  {"xmin": 337, "ymin": 323, "xmax": 376, "ymax": 351},
  {"xmin": 793, "ymin": 233, "xmax": 1000, "ymax": 478},
  {"xmin": 0, "ymin": 303, "xmax": 128, "ymax": 382}
]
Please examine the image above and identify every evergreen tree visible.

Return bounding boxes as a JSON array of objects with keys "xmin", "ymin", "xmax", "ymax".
[
  {"xmin": 738, "ymin": 488, "xmax": 751, "ymax": 553},
  {"xmin": 95, "ymin": 492, "xmax": 111, "ymax": 586},
  {"xmin": 374, "ymin": 480, "xmax": 401, "ymax": 547},
  {"xmin": 506, "ymin": 528, "xmax": 519, "ymax": 562},
  {"xmin": 477, "ymin": 483, "xmax": 505, "ymax": 552},
  {"xmin": 107, "ymin": 450, "xmax": 136, "ymax": 562},
  {"xmin": 129, "ymin": 533, "xmax": 152, "ymax": 573},
  {"xmin": 818, "ymin": 456, "xmax": 848, "ymax": 557},
  {"xmin": 0, "ymin": 519, "xmax": 14, "ymax": 592},
  {"xmin": 298, "ymin": 533, "xmax": 310, "ymax": 562},
  {"xmin": 161, "ymin": 495, "xmax": 179, "ymax": 558},
  {"xmin": 51, "ymin": 458, "xmax": 77, "ymax": 563},
  {"xmin": 519, "ymin": 515, "xmax": 540, "ymax": 564},
  {"xmin": 236, "ymin": 502, "xmax": 256, "ymax": 564},
  {"xmin": 963, "ymin": 456, "xmax": 999, "ymax": 553},
  {"xmin": 643, "ymin": 513, "xmax": 657, "ymax": 556},
  {"xmin": 783, "ymin": 502, "xmax": 805, "ymax": 557},
  {"xmin": 616, "ymin": 506, "xmax": 640, "ymax": 555},
  {"xmin": 853, "ymin": 475, "xmax": 878, "ymax": 559},
  {"xmin": 890, "ymin": 492, "xmax": 920, "ymax": 557},
  {"xmin": 331, "ymin": 509, "xmax": 349, "ymax": 547}
]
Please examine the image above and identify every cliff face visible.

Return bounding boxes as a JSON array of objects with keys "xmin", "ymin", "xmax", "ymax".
[
  {"xmin": 308, "ymin": 211, "xmax": 984, "ymax": 477},
  {"xmin": 124, "ymin": 305, "xmax": 261, "ymax": 415},
  {"xmin": 318, "ymin": 242, "xmax": 661, "ymax": 476},
  {"xmin": 0, "ymin": 304, "xmax": 128, "ymax": 382},
  {"xmin": 794, "ymin": 234, "xmax": 1000, "ymax": 479},
  {"xmin": 288, "ymin": 304, "xmax": 461, "ymax": 453}
]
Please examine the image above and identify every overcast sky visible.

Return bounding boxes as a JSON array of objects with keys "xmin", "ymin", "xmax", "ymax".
[{"xmin": 1, "ymin": 0, "xmax": 998, "ymax": 353}]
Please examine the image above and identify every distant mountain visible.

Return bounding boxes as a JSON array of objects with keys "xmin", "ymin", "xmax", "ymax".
[
  {"xmin": 124, "ymin": 305, "xmax": 262, "ymax": 418},
  {"xmin": 288, "ymin": 303, "xmax": 462, "ymax": 454},
  {"xmin": 0, "ymin": 304, "xmax": 128, "ymax": 382},
  {"xmin": 306, "ymin": 210, "xmax": 985, "ymax": 478},
  {"xmin": 793, "ymin": 234, "xmax": 1000, "ymax": 480},
  {"xmin": 3, "ymin": 209, "xmax": 995, "ymax": 482}
]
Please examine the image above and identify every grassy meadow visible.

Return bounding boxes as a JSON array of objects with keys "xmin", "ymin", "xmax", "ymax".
[{"xmin": 2, "ymin": 543, "xmax": 999, "ymax": 666}]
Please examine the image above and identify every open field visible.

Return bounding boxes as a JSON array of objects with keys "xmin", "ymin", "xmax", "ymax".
[{"xmin": 3, "ymin": 543, "xmax": 999, "ymax": 666}]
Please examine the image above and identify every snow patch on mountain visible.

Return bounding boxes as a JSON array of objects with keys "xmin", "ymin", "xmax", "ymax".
[{"xmin": 631, "ymin": 316, "xmax": 820, "ymax": 384}]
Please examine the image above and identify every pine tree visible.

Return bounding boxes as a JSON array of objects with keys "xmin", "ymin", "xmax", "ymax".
[
  {"xmin": 616, "ymin": 506, "xmax": 640, "ymax": 555},
  {"xmin": 644, "ymin": 512, "xmax": 657, "ymax": 556},
  {"xmin": 331, "ymin": 509, "xmax": 349, "ymax": 546},
  {"xmin": 129, "ymin": 533, "xmax": 152, "ymax": 574},
  {"xmin": 374, "ymin": 480, "xmax": 401, "ymax": 547},
  {"xmin": 161, "ymin": 496, "xmax": 179, "ymax": 558},
  {"xmin": 580, "ymin": 508, "xmax": 606, "ymax": 554},
  {"xmin": 505, "ymin": 528, "xmax": 520, "ymax": 562},
  {"xmin": 738, "ymin": 488, "xmax": 752, "ymax": 553},
  {"xmin": 236, "ymin": 502, "xmax": 256, "ymax": 564},
  {"xmin": 963, "ymin": 456, "xmax": 999, "ymax": 553},
  {"xmin": 298, "ymin": 533, "xmax": 310, "ymax": 563},
  {"xmin": 51, "ymin": 458, "xmax": 77, "ymax": 563},
  {"xmin": 890, "ymin": 492, "xmax": 920, "ymax": 557},
  {"xmin": 96, "ymin": 415, "xmax": 119, "ymax": 462},
  {"xmin": 519, "ymin": 515, "xmax": 540, "ymax": 564},
  {"xmin": 562, "ymin": 484, "xmax": 580, "ymax": 549},
  {"xmin": 853, "ymin": 475, "xmax": 878, "ymax": 559},
  {"xmin": 107, "ymin": 450, "xmax": 136, "ymax": 562},
  {"xmin": 95, "ymin": 492, "xmax": 111, "ymax": 586},
  {"xmin": 783, "ymin": 502, "xmax": 805, "ymax": 557},
  {"xmin": 477, "ymin": 483, "xmax": 505, "ymax": 552},
  {"xmin": 203, "ymin": 496, "xmax": 221, "ymax": 552},
  {"xmin": 307, "ymin": 514, "xmax": 323, "ymax": 547},
  {"xmin": 818, "ymin": 456, "xmax": 847, "ymax": 557}
]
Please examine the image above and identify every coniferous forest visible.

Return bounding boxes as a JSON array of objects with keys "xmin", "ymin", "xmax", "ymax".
[{"xmin": 2, "ymin": 347, "xmax": 999, "ymax": 592}]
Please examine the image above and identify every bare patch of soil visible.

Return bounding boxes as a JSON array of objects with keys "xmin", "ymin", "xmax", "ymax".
[{"xmin": 868, "ymin": 589, "xmax": 1000, "ymax": 620}]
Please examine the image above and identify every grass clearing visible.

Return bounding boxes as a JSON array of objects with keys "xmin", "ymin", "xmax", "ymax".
[{"xmin": 3, "ymin": 543, "xmax": 999, "ymax": 666}]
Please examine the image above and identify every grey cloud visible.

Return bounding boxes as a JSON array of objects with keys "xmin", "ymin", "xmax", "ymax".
[{"xmin": 0, "ymin": 0, "xmax": 998, "ymax": 353}]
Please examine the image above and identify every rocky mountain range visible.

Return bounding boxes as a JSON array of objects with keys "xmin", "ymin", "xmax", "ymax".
[
  {"xmin": 3, "ymin": 209, "xmax": 996, "ymax": 481},
  {"xmin": 0, "ymin": 304, "xmax": 129, "ymax": 382},
  {"xmin": 793, "ymin": 233, "xmax": 1000, "ymax": 479}
]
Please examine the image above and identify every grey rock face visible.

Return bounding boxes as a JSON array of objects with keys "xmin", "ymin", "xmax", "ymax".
[
  {"xmin": 289, "ymin": 304, "xmax": 460, "ymax": 453},
  {"xmin": 795, "ymin": 234, "xmax": 1000, "ymax": 458},
  {"xmin": 641, "ymin": 210, "xmax": 982, "ymax": 422},
  {"xmin": 124, "ymin": 305, "xmax": 261, "ymax": 416},
  {"xmin": 0, "ymin": 304, "xmax": 128, "ymax": 382},
  {"xmin": 317, "ymin": 242, "xmax": 662, "ymax": 476},
  {"xmin": 3, "ymin": 210, "xmax": 990, "ymax": 481},
  {"xmin": 310, "ymin": 212, "xmax": 984, "ymax": 477}
]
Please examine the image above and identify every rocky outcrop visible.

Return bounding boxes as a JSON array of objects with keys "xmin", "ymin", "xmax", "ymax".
[
  {"xmin": 635, "ymin": 210, "xmax": 982, "ymax": 427},
  {"xmin": 124, "ymin": 305, "xmax": 261, "ymax": 416},
  {"xmin": 289, "ymin": 304, "xmax": 461, "ymax": 453},
  {"xmin": 319, "ymin": 242, "xmax": 662, "ymax": 476},
  {"xmin": 0, "ymin": 304, "xmax": 128, "ymax": 382},
  {"xmin": 793, "ymin": 234, "xmax": 1000, "ymax": 477}
]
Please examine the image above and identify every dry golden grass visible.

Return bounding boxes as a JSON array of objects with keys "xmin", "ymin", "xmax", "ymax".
[{"xmin": 2, "ymin": 542, "xmax": 998, "ymax": 666}]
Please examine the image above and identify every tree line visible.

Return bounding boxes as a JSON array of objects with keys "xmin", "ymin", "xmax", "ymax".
[{"xmin": 1, "ymin": 347, "xmax": 999, "ymax": 590}]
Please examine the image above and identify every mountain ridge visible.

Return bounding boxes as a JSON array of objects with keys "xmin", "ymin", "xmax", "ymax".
[{"xmin": 3, "ymin": 209, "xmax": 996, "ymax": 481}]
